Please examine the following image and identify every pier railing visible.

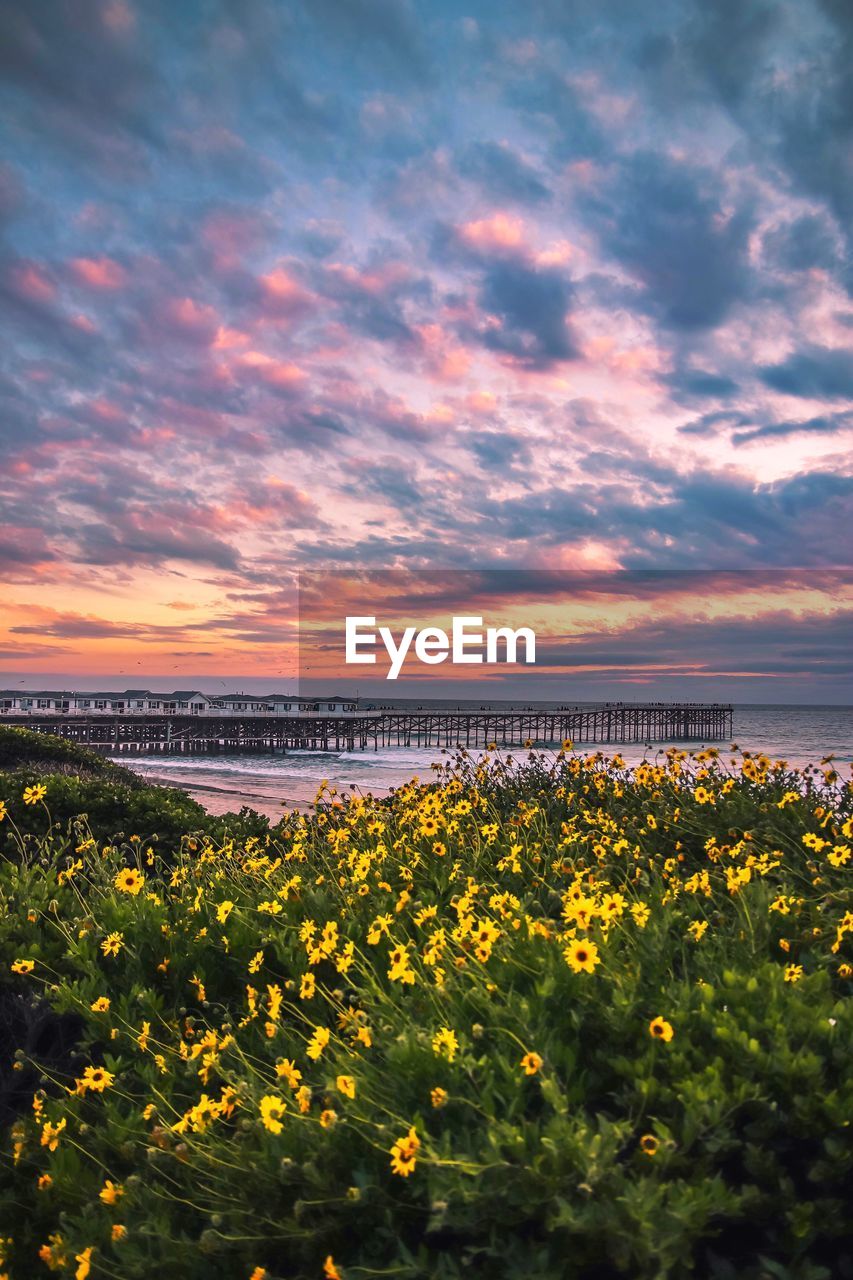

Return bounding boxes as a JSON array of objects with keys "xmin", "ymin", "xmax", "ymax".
[{"xmin": 2, "ymin": 704, "xmax": 733, "ymax": 754}]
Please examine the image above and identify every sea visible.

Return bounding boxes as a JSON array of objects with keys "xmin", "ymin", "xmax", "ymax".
[{"xmin": 119, "ymin": 702, "xmax": 853, "ymax": 820}]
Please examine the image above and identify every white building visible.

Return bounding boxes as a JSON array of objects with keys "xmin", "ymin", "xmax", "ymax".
[{"xmin": 0, "ymin": 689, "xmax": 360, "ymax": 717}]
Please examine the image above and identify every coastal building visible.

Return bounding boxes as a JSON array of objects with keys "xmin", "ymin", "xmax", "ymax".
[{"xmin": 0, "ymin": 689, "xmax": 358, "ymax": 717}]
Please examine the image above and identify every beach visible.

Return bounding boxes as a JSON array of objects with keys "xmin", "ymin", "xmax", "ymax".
[{"xmin": 121, "ymin": 702, "xmax": 853, "ymax": 819}]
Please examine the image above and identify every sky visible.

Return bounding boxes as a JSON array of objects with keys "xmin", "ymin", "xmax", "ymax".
[{"xmin": 0, "ymin": 0, "xmax": 851, "ymax": 699}]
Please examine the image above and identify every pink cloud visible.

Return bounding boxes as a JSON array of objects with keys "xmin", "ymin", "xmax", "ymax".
[
  {"xmin": 415, "ymin": 323, "xmax": 472, "ymax": 380},
  {"xmin": 238, "ymin": 350, "xmax": 308, "ymax": 391},
  {"xmin": 88, "ymin": 398, "xmax": 125, "ymax": 423},
  {"xmin": 259, "ymin": 267, "xmax": 314, "ymax": 314},
  {"xmin": 101, "ymin": 1, "xmax": 135, "ymax": 33},
  {"xmin": 465, "ymin": 390, "xmax": 499, "ymax": 414},
  {"xmin": 213, "ymin": 325, "xmax": 252, "ymax": 350},
  {"xmin": 201, "ymin": 209, "xmax": 271, "ymax": 266},
  {"xmin": 71, "ymin": 256, "xmax": 126, "ymax": 289},
  {"xmin": 458, "ymin": 212, "xmax": 526, "ymax": 253},
  {"xmin": 325, "ymin": 261, "xmax": 415, "ymax": 295},
  {"xmin": 535, "ymin": 240, "xmax": 574, "ymax": 267},
  {"xmin": 9, "ymin": 262, "xmax": 56, "ymax": 305},
  {"xmin": 155, "ymin": 296, "xmax": 220, "ymax": 343}
]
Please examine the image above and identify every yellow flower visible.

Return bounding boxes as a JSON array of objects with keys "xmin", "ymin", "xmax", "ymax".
[
  {"xmin": 520, "ymin": 1051, "xmax": 543, "ymax": 1076},
  {"xmin": 649, "ymin": 1017, "xmax": 674, "ymax": 1043},
  {"xmin": 306, "ymin": 1026, "xmax": 330, "ymax": 1061},
  {"xmin": 100, "ymin": 932, "xmax": 124, "ymax": 958},
  {"xmin": 828, "ymin": 844, "xmax": 850, "ymax": 868},
  {"xmin": 639, "ymin": 1133, "xmax": 659, "ymax": 1156},
  {"xmin": 563, "ymin": 939, "xmax": 600, "ymax": 974},
  {"xmin": 99, "ymin": 1180, "xmax": 124, "ymax": 1204},
  {"xmin": 319, "ymin": 1108, "xmax": 337, "ymax": 1128},
  {"xmin": 76, "ymin": 1066, "xmax": 115, "ymax": 1094},
  {"xmin": 38, "ymin": 1173, "xmax": 53, "ymax": 1190},
  {"xmin": 387, "ymin": 943, "xmax": 415, "ymax": 984},
  {"xmin": 300, "ymin": 971, "xmax": 316, "ymax": 1000},
  {"xmin": 75, "ymin": 1246, "xmax": 94, "ymax": 1280},
  {"xmin": 324, "ymin": 1258, "xmax": 343, "ymax": 1280},
  {"xmin": 276, "ymin": 1058, "xmax": 303, "ymax": 1090},
  {"xmin": 111, "ymin": 1225, "xmax": 126, "ymax": 1242},
  {"xmin": 216, "ymin": 900, "xmax": 235, "ymax": 923},
  {"xmin": 0, "ymin": 799, "xmax": 6, "ymax": 820},
  {"xmin": 114, "ymin": 868, "xmax": 144, "ymax": 896},
  {"xmin": 10, "ymin": 959, "xmax": 35, "ymax": 975},
  {"xmin": 40, "ymin": 1118, "xmax": 66, "ymax": 1150},
  {"xmin": 784, "ymin": 964, "xmax": 804, "ymax": 983},
  {"xmin": 630, "ymin": 902, "xmax": 650, "ymax": 928},
  {"xmin": 249, "ymin": 1269, "xmax": 268, "ymax": 1280},
  {"xmin": 336, "ymin": 1075, "xmax": 356, "ymax": 1099},
  {"xmin": 38, "ymin": 1233, "xmax": 67, "ymax": 1270},
  {"xmin": 90, "ymin": 996, "xmax": 110, "ymax": 1012},
  {"xmin": 688, "ymin": 920, "xmax": 708, "ymax": 942},
  {"xmin": 295, "ymin": 1085, "xmax": 312, "ymax": 1113},
  {"xmin": 389, "ymin": 1125, "xmax": 420, "ymax": 1177},
  {"xmin": 432, "ymin": 1026, "xmax": 458, "ymax": 1061},
  {"xmin": 430, "ymin": 1086, "xmax": 448, "ymax": 1108},
  {"xmin": 259, "ymin": 1094, "xmax": 286, "ymax": 1135},
  {"xmin": 23, "ymin": 784, "xmax": 47, "ymax": 805}
]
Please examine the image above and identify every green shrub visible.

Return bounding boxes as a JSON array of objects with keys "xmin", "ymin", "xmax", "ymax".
[{"xmin": 0, "ymin": 726, "xmax": 141, "ymax": 782}]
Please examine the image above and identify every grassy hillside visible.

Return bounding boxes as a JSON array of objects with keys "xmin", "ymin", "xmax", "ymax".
[{"xmin": 0, "ymin": 746, "xmax": 850, "ymax": 1279}]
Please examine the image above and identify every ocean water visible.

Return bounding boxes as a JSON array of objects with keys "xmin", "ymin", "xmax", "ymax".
[{"xmin": 121, "ymin": 703, "xmax": 853, "ymax": 820}]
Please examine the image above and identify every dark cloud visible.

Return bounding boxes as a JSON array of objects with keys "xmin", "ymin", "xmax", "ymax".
[
  {"xmin": 476, "ymin": 259, "xmax": 577, "ymax": 367},
  {"xmin": 772, "ymin": 0, "xmax": 853, "ymax": 242},
  {"xmin": 297, "ymin": 220, "xmax": 346, "ymax": 259},
  {"xmin": 458, "ymin": 141, "xmax": 551, "ymax": 205},
  {"xmin": 665, "ymin": 368, "xmax": 741, "ymax": 401},
  {"xmin": 68, "ymin": 513, "xmax": 243, "ymax": 572},
  {"xmin": 304, "ymin": 0, "xmax": 431, "ymax": 84},
  {"xmin": 732, "ymin": 410, "xmax": 853, "ymax": 446},
  {"xmin": 465, "ymin": 430, "xmax": 531, "ymax": 469},
  {"xmin": 581, "ymin": 151, "xmax": 755, "ymax": 330},
  {"xmin": 677, "ymin": 410, "xmax": 749, "ymax": 437},
  {"xmin": 760, "ymin": 346, "xmax": 853, "ymax": 400},
  {"xmin": 482, "ymin": 466, "xmax": 853, "ymax": 567},
  {"xmin": 0, "ymin": 164, "xmax": 25, "ymax": 227},
  {"xmin": 310, "ymin": 257, "xmax": 431, "ymax": 346},
  {"xmin": 683, "ymin": 0, "xmax": 780, "ymax": 110},
  {"xmin": 507, "ymin": 67, "xmax": 605, "ymax": 163},
  {"xmin": 761, "ymin": 215, "xmax": 842, "ymax": 275},
  {"xmin": 0, "ymin": 0, "xmax": 164, "ymax": 169}
]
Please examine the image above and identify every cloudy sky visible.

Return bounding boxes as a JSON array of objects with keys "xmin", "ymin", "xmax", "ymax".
[{"xmin": 0, "ymin": 0, "xmax": 851, "ymax": 695}]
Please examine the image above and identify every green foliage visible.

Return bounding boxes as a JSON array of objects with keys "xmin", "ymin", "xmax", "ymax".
[
  {"xmin": 0, "ymin": 725, "xmax": 141, "ymax": 782},
  {"xmin": 0, "ymin": 746, "xmax": 850, "ymax": 1280},
  {"xmin": 0, "ymin": 724, "xmax": 275, "ymax": 851}
]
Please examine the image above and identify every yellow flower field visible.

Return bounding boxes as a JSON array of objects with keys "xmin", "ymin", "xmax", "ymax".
[{"xmin": 0, "ymin": 745, "xmax": 851, "ymax": 1279}]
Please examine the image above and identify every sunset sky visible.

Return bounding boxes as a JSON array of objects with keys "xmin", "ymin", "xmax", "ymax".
[{"xmin": 0, "ymin": 0, "xmax": 851, "ymax": 697}]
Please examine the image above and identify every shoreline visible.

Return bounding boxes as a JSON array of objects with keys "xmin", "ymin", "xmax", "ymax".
[{"xmin": 134, "ymin": 770, "xmax": 305, "ymax": 817}]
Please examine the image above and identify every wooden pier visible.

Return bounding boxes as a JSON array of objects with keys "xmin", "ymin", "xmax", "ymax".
[{"xmin": 2, "ymin": 704, "xmax": 733, "ymax": 754}]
